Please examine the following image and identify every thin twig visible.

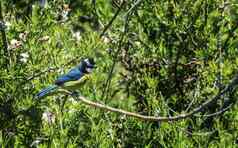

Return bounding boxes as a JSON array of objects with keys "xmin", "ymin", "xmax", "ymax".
[
  {"xmin": 183, "ymin": 76, "xmax": 237, "ymax": 117},
  {"xmin": 101, "ymin": 0, "xmax": 144, "ymax": 101},
  {"xmin": 101, "ymin": 31, "xmax": 125, "ymax": 101},
  {"xmin": 96, "ymin": 2, "xmax": 126, "ymax": 99},
  {"xmin": 124, "ymin": 0, "xmax": 143, "ymax": 16},
  {"xmin": 100, "ymin": 1, "xmax": 125, "ymax": 37},
  {"xmin": 91, "ymin": 0, "xmax": 104, "ymax": 30},
  {"xmin": 185, "ymin": 79, "xmax": 200, "ymax": 112},
  {"xmin": 101, "ymin": 10, "xmax": 130, "ymax": 101},
  {"xmin": 175, "ymin": 125, "xmax": 217, "ymax": 136},
  {"xmin": 200, "ymin": 103, "xmax": 232, "ymax": 118},
  {"xmin": 216, "ymin": 1, "xmax": 224, "ymax": 90}
]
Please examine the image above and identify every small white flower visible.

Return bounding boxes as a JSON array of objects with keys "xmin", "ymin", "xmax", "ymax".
[
  {"xmin": 68, "ymin": 97, "xmax": 78, "ymax": 104},
  {"xmin": 101, "ymin": 35, "xmax": 111, "ymax": 43},
  {"xmin": 19, "ymin": 32, "xmax": 28, "ymax": 42},
  {"xmin": 62, "ymin": 10, "xmax": 69, "ymax": 21},
  {"xmin": 30, "ymin": 139, "xmax": 41, "ymax": 147},
  {"xmin": 20, "ymin": 52, "xmax": 29, "ymax": 58},
  {"xmin": 72, "ymin": 31, "xmax": 81, "ymax": 41},
  {"xmin": 20, "ymin": 58, "xmax": 27, "ymax": 63},
  {"xmin": 68, "ymin": 109, "xmax": 76, "ymax": 114},
  {"xmin": 9, "ymin": 39, "xmax": 22, "ymax": 50},
  {"xmin": 10, "ymin": 39, "xmax": 18, "ymax": 44},
  {"xmin": 42, "ymin": 111, "xmax": 55, "ymax": 124},
  {"xmin": 5, "ymin": 21, "xmax": 11, "ymax": 30},
  {"xmin": 108, "ymin": 128, "xmax": 113, "ymax": 136},
  {"xmin": 60, "ymin": 4, "xmax": 71, "ymax": 22},
  {"xmin": 38, "ymin": 36, "xmax": 50, "ymax": 43},
  {"xmin": 20, "ymin": 52, "xmax": 29, "ymax": 63},
  {"xmin": 135, "ymin": 41, "xmax": 141, "ymax": 46}
]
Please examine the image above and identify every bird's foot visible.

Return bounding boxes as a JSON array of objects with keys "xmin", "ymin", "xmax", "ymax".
[
  {"xmin": 70, "ymin": 91, "xmax": 80, "ymax": 98},
  {"xmin": 70, "ymin": 91, "xmax": 82, "ymax": 102}
]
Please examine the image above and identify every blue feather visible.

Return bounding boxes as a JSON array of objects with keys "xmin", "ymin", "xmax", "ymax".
[
  {"xmin": 35, "ymin": 60, "xmax": 92, "ymax": 99},
  {"xmin": 36, "ymin": 85, "xmax": 58, "ymax": 98},
  {"xmin": 55, "ymin": 68, "xmax": 84, "ymax": 85}
]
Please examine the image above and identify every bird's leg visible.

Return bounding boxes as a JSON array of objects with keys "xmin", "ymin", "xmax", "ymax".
[
  {"xmin": 70, "ymin": 90, "xmax": 80, "ymax": 101},
  {"xmin": 71, "ymin": 91, "xmax": 79, "ymax": 96}
]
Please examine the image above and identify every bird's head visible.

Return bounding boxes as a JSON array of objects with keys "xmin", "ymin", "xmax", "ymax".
[{"xmin": 79, "ymin": 58, "xmax": 96, "ymax": 74}]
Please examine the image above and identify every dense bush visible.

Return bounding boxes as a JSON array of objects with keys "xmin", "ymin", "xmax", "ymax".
[{"xmin": 0, "ymin": 0, "xmax": 237, "ymax": 147}]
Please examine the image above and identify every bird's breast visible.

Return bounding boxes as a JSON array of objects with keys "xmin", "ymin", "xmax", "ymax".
[{"xmin": 61, "ymin": 75, "xmax": 90, "ymax": 90}]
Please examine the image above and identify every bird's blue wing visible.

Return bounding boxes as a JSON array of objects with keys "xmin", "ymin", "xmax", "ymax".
[{"xmin": 55, "ymin": 68, "xmax": 84, "ymax": 85}]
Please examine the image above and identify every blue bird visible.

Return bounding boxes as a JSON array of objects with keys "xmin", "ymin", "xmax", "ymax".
[{"xmin": 36, "ymin": 58, "xmax": 96, "ymax": 99}]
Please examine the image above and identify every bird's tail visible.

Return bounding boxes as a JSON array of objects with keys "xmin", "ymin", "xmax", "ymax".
[{"xmin": 35, "ymin": 85, "xmax": 58, "ymax": 99}]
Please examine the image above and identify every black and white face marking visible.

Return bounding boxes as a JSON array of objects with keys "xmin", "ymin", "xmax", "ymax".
[
  {"xmin": 83, "ymin": 58, "xmax": 95, "ymax": 73},
  {"xmin": 84, "ymin": 59, "xmax": 93, "ymax": 67}
]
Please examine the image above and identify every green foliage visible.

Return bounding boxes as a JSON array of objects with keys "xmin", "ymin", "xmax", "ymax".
[{"xmin": 0, "ymin": 0, "xmax": 238, "ymax": 147}]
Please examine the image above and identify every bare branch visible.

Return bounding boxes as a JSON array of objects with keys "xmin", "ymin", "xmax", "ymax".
[
  {"xmin": 76, "ymin": 95, "xmax": 187, "ymax": 122},
  {"xmin": 72, "ymin": 74, "xmax": 238, "ymax": 122}
]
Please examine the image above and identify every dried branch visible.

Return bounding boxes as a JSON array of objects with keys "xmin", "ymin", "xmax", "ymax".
[
  {"xmin": 76, "ymin": 95, "xmax": 185, "ymax": 122},
  {"xmin": 72, "ymin": 74, "xmax": 238, "ymax": 122}
]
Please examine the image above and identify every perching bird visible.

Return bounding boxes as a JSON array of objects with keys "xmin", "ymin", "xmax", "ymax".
[{"xmin": 36, "ymin": 58, "xmax": 96, "ymax": 99}]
